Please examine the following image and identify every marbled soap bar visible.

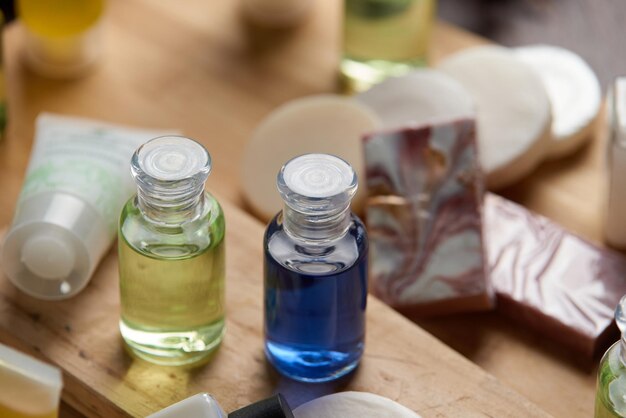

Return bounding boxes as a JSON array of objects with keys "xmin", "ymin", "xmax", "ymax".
[
  {"xmin": 486, "ymin": 193, "xmax": 626, "ymax": 356},
  {"xmin": 364, "ymin": 120, "xmax": 493, "ymax": 316}
]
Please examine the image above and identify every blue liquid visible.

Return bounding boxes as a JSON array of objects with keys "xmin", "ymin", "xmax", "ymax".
[{"xmin": 264, "ymin": 214, "xmax": 368, "ymax": 382}]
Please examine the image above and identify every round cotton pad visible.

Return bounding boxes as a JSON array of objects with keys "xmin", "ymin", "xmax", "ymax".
[
  {"xmin": 241, "ymin": 95, "xmax": 379, "ymax": 221},
  {"xmin": 438, "ymin": 45, "xmax": 552, "ymax": 189},
  {"xmin": 293, "ymin": 392, "xmax": 422, "ymax": 418},
  {"xmin": 356, "ymin": 69, "xmax": 475, "ymax": 130},
  {"xmin": 515, "ymin": 44, "xmax": 601, "ymax": 158}
]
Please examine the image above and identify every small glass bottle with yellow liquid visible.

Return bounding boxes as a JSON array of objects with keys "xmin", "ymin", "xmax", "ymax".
[
  {"xmin": 18, "ymin": 0, "xmax": 104, "ymax": 78},
  {"xmin": 596, "ymin": 295, "xmax": 626, "ymax": 417},
  {"xmin": 119, "ymin": 136, "xmax": 226, "ymax": 366},
  {"xmin": 342, "ymin": 0, "xmax": 436, "ymax": 92}
]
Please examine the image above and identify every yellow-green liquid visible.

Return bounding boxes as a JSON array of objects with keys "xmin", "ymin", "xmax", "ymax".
[
  {"xmin": 0, "ymin": 403, "xmax": 57, "ymax": 418},
  {"xmin": 342, "ymin": 0, "xmax": 435, "ymax": 92},
  {"xmin": 597, "ymin": 396, "xmax": 623, "ymax": 418},
  {"xmin": 119, "ymin": 199, "xmax": 225, "ymax": 366},
  {"xmin": 595, "ymin": 342, "xmax": 626, "ymax": 417}
]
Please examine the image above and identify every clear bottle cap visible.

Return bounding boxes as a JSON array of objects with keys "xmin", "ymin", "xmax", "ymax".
[
  {"xmin": 278, "ymin": 153, "xmax": 357, "ymax": 215},
  {"xmin": 135, "ymin": 136, "xmax": 210, "ymax": 181},
  {"xmin": 1, "ymin": 192, "xmax": 110, "ymax": 300},
  {"xmin": 131, "ymin": 136, "xmax": 211, "ymax": 214}
]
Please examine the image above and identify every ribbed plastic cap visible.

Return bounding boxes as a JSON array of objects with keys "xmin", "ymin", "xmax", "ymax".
[
  {"xmin": 229, "ymin": 394, "xmax": 294, "ymax": 418},
  {"xmin": 1, "ymin": 191, "xmax": 110, "ymax": 300}
]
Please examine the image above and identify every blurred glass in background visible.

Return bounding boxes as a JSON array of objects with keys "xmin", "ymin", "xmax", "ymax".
[
  {"xmin": 342, "ymin": 0, "xmax": 436, "ymax": 93},
  {"xmin": 18, "ymin": 0, "xmax": 104, "ymax": 78}
]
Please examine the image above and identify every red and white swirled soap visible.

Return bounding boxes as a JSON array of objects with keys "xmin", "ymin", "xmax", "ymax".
[
  {"xmin": 486, "ymin": 193, "xmax": 626, "ymax": 356},
  {"xmin": 364, "ymin": 120, "xmax": 493, "ymax": 316}
]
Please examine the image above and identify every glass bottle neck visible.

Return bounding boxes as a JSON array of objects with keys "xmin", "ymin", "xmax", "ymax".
[
  {"xmin": 137, "ymin": 184, "xmax": 206, "ymax": 224},
  {"xmin": 130, "ymin": 136, "xmax": 212, "ymax": 224},
  {"xmin": 282, "ymin": 202, "xmax": 352, "ymax": 243}
]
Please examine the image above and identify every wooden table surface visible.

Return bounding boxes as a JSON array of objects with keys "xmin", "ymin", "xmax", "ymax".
[{"xmin": 0, "ymin": 0, "xmax": 612, "ymax": 417}]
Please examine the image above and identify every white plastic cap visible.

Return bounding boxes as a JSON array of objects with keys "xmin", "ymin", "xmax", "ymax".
[
  {"xmin": 0, "ymin": 343, "xmax": 63, "ymax": 416},
  {"xmin": 2, "ymin": 191, "xmax": 111, "ymax": 300},
  {"xmin": 21, "ymin": 234, "xmax": 75, "ymax": 280}
]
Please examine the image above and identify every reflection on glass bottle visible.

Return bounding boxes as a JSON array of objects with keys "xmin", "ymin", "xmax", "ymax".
[
  {"xmin": 596, "ymin": 295, "xmax": 626, "ymax": 417},
  {"xmin": 264, "ymin": 154, "xmax": 368, "ymax": 382},
  {"xmin": 119, "ymin": 136, "xmax": 226, "ymax": 366},
  {"xmin": 342, "ymin": 0, "xmax": 436, "ymax": 92}
]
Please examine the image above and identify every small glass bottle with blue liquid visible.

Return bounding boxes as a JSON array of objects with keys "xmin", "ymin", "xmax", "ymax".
[{"xmin": 264, "ymin": 153, "xmax": 368, "ymax": 382}]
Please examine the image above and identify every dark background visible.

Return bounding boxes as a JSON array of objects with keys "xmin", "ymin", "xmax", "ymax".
[{"xmin": 439, "ymin": 0, "xmax": 626, "ymax": 89}]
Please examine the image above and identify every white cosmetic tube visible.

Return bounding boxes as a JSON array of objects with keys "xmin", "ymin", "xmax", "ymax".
[{"xmin": 2, "ymin": 113, "xmax": 173, "ymax": 299}]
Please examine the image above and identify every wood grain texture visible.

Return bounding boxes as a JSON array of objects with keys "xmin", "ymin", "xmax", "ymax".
[
  {"xmin": 60, "ymin": 403, "xmax": 87, "ymax": 418},
  {"xmin": 0, "ymin": 0, "xmax": 610, "ymax": 417}
]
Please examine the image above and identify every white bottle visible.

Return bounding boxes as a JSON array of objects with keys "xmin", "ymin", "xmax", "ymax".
[{"xmin": 605, "ymin": 77, "xmax": 626, "ymax": 248}]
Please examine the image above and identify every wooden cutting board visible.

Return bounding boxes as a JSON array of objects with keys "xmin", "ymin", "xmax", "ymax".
[
  {"xmin": 0, "ymin": 197, "xmax": 552, "ymax": 417},
  {"xmin": 0, "ymin": 0, "xmax": 602, "ymax": 416}
]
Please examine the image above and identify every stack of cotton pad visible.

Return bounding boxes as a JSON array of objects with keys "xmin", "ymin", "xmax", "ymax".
[
  {"xmin": 357, "ymin": 45, "xmax": 600, "ymax": 190},
  {"xmin": 515, "ymin": 45, "xmax": 601, "ymax": 159},
  {"xmin": 241, "ymin": 44, "xmax": 601, "ymax": 219},
  {"xmin": 241, "ymin": 73, "xmax": 476, "ymax": 220},
  {"xmin": 355, "ymin": 69, "xmax": 476, "ymax": 129},
  {"xmin": 294, "ymin": 392, "xmax": 421, "ymax": 418},
  {"xmin": 436, "ymin": 44, "xmax": 600, "ymax": 189},
  {"xmin": 437, "ymin": 45, "xmax": 552, "ymax": 189}
]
